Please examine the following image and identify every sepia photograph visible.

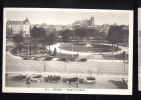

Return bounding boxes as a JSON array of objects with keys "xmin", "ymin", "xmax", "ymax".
[{"xmin": 2, "ymin": 8, "xmax": 133, "ymax": 95}]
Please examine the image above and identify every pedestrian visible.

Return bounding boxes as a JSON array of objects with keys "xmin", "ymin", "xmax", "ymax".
[{"xmin": 26, "ymin": 78, "xmax": 31, "ymax": 88}]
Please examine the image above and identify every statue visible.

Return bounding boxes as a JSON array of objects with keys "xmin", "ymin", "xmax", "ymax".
[{"xmin": 85, "ymin": 41, "xmax": 92, "ymax": 47}]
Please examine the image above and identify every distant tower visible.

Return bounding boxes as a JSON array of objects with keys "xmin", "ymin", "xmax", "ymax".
[
  {"xmin": 24, "ymin": 17, "xmax": 30, "ymax": 24},
  {"xmin": 90, "ymin": 17, "xmax": 94, "ymax": 27},
  {"xmin": 24, "ymin": 17, "xmax": 30, "ymax": 37}
]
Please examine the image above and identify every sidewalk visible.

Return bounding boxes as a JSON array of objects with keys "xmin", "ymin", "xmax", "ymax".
[{"xmin": 6, "ymin": 51, "xmax": 23, "ymax": 60}]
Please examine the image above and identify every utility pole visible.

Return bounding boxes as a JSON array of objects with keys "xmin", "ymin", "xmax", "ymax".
[
  {"xmin": 113, "ymin": 44, "xmax": 114, "ymax": 61},
  {"xmin": 72, "ymin": 43, "xmax": 73, "ymax": 58},
  {"xmin": 65, "ymin": 43, "xmax": 67, "ymax": 74},
  {"xmin": 28, "ymin": 44, "xmax": 29, "ymax": 56},
  {"xmin": 44, "ymin": 60, "xmax": 46, "ymax": 71},
  {"xmin": 124, "ymin": 52, "xmax": 126, "ymax": 76}
]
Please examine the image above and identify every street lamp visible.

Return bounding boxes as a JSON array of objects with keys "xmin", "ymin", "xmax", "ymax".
[
  {"xmin": 113, "ymin": 44, "xmax": 114, "ymax": 61},
  {"xmin": 65, "ymin": 42, "xmax": 67, "ymax": 74},
  {"xmin": 124, "ymin": 51, "xmax": 126, "ymax": 76},
  {"xmin": 72, "ymin": 42, "xmax": 73, "ymax": 58},
  {"xmin": 44, "ymin": 60, "xmax": 46, "ymax": 71}
]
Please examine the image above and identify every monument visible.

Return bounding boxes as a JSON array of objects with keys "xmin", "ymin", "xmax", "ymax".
[{"xmin": 85, "ymin": 41, "xmax": 93, "ymax": 47}]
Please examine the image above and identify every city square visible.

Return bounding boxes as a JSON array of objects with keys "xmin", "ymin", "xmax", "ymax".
[{"xmin": 3, "ymin": 8, "xmax": 133, "ymax": 94}]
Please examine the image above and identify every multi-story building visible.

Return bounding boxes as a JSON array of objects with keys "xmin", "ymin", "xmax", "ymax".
[
  {"xmin": 72, "ymin": 17, "xmax": 95, "ymax": 28},
  {"xmin": 95, "ymin": 23, "xmax": 110, "ymax": 36},
  {"xmin": 6, "ymin": 18, "xmax": 30, "ymax": 37}
]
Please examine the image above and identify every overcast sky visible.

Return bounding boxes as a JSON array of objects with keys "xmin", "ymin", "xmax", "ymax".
[{"xmin": 6, "ymin": 9, "xmax": 129, "ymax": 25}]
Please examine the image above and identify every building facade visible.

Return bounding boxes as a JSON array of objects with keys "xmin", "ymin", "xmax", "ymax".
[
  {"xmin": 6, "ymin": 18, "xmax": 30, "ymax": 37},
  {"xmin": 72, "ymin": 17, "xmax": 95, "ymax": 28}
]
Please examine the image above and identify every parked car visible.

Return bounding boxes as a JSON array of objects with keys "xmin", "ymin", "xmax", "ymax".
[
  {"xmin": 44, "ymin": 75, "xmax": 61, "ymax": 82},
  {"xmin": 80, "ymin": 58, "xmax": 87, "ymax": 62},
  {"xmin": 66, "ymin": 77, "xmax": 78, "ymax": 84},
  {"xmin": 23, "ymin": 57, "xmax": 31, "ymax": 60},
  {"xmin": 30, "ymin": 75, "xmax": 42, "ymax": 82},
  {"xmin": 83, "ymin": 76, "xmax": 96, "ymax": 84},
  {"xmin": 71, "ymin": 58, "xmax": 81, "ymax": 62},
  {"xmin": 123, "ymin": 77, "xmax": 128, "ymax": 88},
  {"xmin": 40, "ymin": 57, "xmax": 45, "ymax": 60},
  {"xmin": 58, "ymin": 58, "xmax": 70, "ymax": 62},
  {"xmin": 33, "ymin": 75, "xmax": 42, "ymax": 78},
  {"xmin": 31, "ymin": 57, "xmax": 36, "ymax": 60},
  {"xmin": 19, "ymin": 74, "xmax": 27, "ymax": 81},
  {"xmin": 34, "ymin": 57, "xmax": 41, "ymax": 60},
  {"xmin": 45, "ymin": 56, "xmax": 53, "ymax": 61}
]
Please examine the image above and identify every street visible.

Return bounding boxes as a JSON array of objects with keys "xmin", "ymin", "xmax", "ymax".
[{"xmin": 6, "ymin": 54, "xmax": 128, "ymax": 76}]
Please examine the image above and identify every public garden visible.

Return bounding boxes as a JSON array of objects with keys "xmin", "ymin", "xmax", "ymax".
[{"xmin": 8, "ymin": 25, "xmax": 129, "ymax": 61}]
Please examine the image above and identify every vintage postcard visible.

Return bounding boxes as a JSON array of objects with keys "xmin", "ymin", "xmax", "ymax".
[{"xmin": 3, "ymin": 8, "xmax": 133, "ymax": 95}]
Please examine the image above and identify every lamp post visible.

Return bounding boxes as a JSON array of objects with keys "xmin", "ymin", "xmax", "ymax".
[
  {"xmin": 124, "ymin": 51, "xmax": 126, "ymax": 76},
  {"xmin": 72, "ymin": 43, "xmax": 73, "ymax": 58},
  {"xmin": 44, "ymin": 60, "xmax": 46, "ymax": 71},
  {"xmin": 65, "ymin": 43, "xmax": 67, "ymax": 74},
  {"xmin": 113, "ymin": 44, "xmax": 114, "ymax": 61}
]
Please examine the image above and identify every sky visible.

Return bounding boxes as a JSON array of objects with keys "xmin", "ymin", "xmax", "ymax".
[{"xmin": 6, "ymin": 9, "xmax": 130, "ymax": 25}]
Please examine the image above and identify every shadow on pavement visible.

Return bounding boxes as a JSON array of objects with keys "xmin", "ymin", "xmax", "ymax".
[{"xmin": 109, "ymin": 80, "xmax": 128, "ymax": 89}]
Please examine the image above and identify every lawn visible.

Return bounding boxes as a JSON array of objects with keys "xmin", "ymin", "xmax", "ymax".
[
  {"xmin": 59, "ymin": 43, "xmax": 119, "ymax": 53},
  {"xmin": 103, "ymin": 54, "xmax": 129, "ymax": 60}
]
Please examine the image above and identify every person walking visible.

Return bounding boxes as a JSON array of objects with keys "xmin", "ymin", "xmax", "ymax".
[{"xmin": 26, "ymin": 77, "xmax": 31, "ymax": 88}]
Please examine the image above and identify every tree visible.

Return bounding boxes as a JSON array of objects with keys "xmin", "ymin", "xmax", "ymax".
[
  {"xmin": 75, "ymin": 28, "xmax": 86, "ymax": 44},
  {"xmin": 99, "ymin": 31, "xmax": 106, "ymax": 42},
  {"xmin": 107, "ymin": 25, "xmax": 128, "ymax": 60},
  {"xmin": 45, "ymin": 33, "xmax": 56, "ymax": 51},
  {"xmin": 69, "ymin": 30, "xmax": 75, "ymax": 40},
  {"xmin": 122, "ymin": 29, "xmax": 129, "ymax": 44},
  {"xmin": 86, "ymin": 28, "xmax": 100, "ymax": 40},
  {"xmin": 107, "ymin": 26, "xmax": 126, "ymax": 47},
  {"xmin": 38, "ymin": 27, "xmax": 46, "ymax": 50},
  {"xmin": 53, "ymin": 48, "xmax": 57, "ymax": 56},
  {"xmin": 13, "ymin": 34, "xmax": 24, "ymax": 53},
  {"xmin": 61, "ymin": 29, "xmax": 70, "ymax": 43},
  {"xmin": 30, "ymin": 26, "xmax": 45, "ymax": 54}
]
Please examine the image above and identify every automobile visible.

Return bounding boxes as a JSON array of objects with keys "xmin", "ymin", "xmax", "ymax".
[
  {"xmin": 123, "ymin": 77, "xmax": 128, "ymax": 88},
  {"xmin": 23, "ymin": 57, "xmax": 31, "ymax": 60},
  {"xmin": 31, "ymin": 57, "xmax": 36, "ymax": 60},
  {"xmin": 33, "ymin": 75, "xmax": 42, "ymax": 78},
  {"xmin": 58, "ymin": 58, "xmax": 70, "ymax": 62},
  {"xmin": 66, "ymin": 77, "xmax": 78, "ymax": 84},
  {"xmin": 40, "ymin": 57, "xmax": 45, "ymax": 60},
  {"xmin": 80, "ymin": 58, "xmax": 87, "ymax": 62},
  {"xmin": 70, "ymin": 58, "xmax": 81, "ymax": 62},
  {"xmin": 83, "ymin": 76, "xmax": 96, "ymax": 84},
  {"xmin": 30, "ymin": 75, "xmax": 42, "ymax": 82},
  {"xmin": 34, "ymin": 57, "xmax": 41, "ymax": 60},
  {"xmin": 44, "ymin": 75, "xmax": 61, "ymax": 82},
  {"xmin": 19, "ymin": 74, "xmax": 27, "ymax": 81},
  {"xmin": 45, "ymin": 56, "xmax": 53, "ymax": 61}
]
